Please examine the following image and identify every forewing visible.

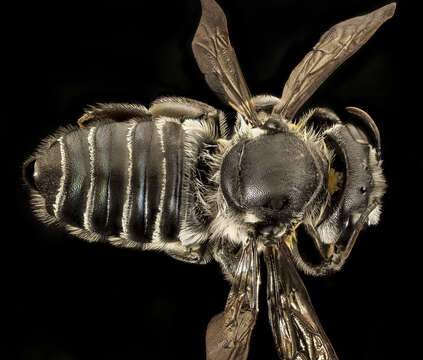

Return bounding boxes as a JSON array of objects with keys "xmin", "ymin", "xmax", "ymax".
[
  {"xmin": 206, "ymin": 239, "xmax": 260, "ymax": 360},
  {"xmin": 192, "ymin": 0, "xmax": 259, "ymax": 125},
  {"xmin": 264, "ymin": 241, "xmax": 339, "ymax": 360},
  {"xmin": 272, "ymin": 3, "xmax": 396, "ymax": 120}
]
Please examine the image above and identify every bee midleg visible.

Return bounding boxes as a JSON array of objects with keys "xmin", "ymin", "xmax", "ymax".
[
  {"xmin": 210, "ymin": 238, "xmax": 242, "ymax": 282},
  {"xmin": 77, "ymin": 103, "xmax": 151, "ymax": 128},
  {"xmin": 164, "ymin": 243, "xmax": 211, "ymax": 265}
]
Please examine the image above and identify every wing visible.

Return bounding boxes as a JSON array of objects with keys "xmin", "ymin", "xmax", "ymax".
[
  {"xmin": 206, "ymin": 238, "xmax": 260, "ymax": 360},
  {"xmin": 272, "ymin": 3, "xmax": 396, "ymax": 121},
  {"xmin": 192, "ymin": 0, "xmax": 259, "ymax": 126},
  {"xmin": 263, "ymin": 240, "xmax": 339, "ymax": 360}
]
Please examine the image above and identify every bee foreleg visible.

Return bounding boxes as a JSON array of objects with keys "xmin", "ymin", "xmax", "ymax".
[{"xmin": 291, "ymin": 227, "xmax": 352, "ymax": 277}]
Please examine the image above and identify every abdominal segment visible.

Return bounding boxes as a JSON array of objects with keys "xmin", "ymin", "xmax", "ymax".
[{"xmin": 29, "ymin": 118, "xmax": 184, "ymax": 245}]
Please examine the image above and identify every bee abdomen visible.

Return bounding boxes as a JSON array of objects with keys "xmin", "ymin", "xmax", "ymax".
[{"xmin": 33, "ymin": 117, "xmax": 184, "ymax": 244}]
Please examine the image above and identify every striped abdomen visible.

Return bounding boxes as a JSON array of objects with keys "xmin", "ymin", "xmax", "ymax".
[{"xmin": 27, "ymin": 118, "xmax": 184, "ymax": 245}]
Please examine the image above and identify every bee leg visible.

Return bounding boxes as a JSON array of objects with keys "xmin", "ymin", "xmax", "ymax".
[
  {"xmin": 77, "ymin": 103, "xmax": 151, "ymax": 128},
  {"xmin": 165, "ymin": 243, "xmax": 211, "ymax": 265},
  {"xmin": 290, "ymin": 237, "xmax": 338, "ymax": 276},
  {"xmin": 150, "ymin": 96, "xmax": 218, "ymax": 120},
  {"xmin": 292, "ymin": 224, "xmax": 361, "ymax": 276},
  {"xmin": 298, "ymin": 107, "xmax": 341, "ymax": 130},
  {"xmin": 311, "ymin": 107, "xmax": 341, "ymax": 122},
  {"xmin": 149, "ymin": 96, "xmax": 229, "ymax": 138},
  {"xmin": 211, "ymin": 238, "xmax": 242, "ymax": 282}
]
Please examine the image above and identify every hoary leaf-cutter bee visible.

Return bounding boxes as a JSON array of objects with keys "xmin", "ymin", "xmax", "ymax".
[{"xmin": 22, "ymin": 0, "xmax": 395, "ymax": 359}]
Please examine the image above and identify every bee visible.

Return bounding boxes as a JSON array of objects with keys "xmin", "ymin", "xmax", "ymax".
[{"xmin": 22, "ymin": 0, "xmax": 395, "ymax": 359}]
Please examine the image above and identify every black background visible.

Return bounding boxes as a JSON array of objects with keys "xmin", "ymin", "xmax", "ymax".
[{"xmin": 4, "ymin": 0, "xmax": 411, "ymax": 359}]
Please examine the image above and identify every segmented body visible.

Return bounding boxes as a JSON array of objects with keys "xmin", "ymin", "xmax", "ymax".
[{"xmin": 32, "ymin": 114, "xmax": 185, "ymax": 246}]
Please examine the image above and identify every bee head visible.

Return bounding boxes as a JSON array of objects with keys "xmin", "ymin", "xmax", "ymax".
[{"xmin": 309, "ymin": 111, "xmax": 387, "ymax": 246}]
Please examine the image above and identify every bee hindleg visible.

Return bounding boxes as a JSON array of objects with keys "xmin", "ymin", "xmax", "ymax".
[
  {"xmin": 149, "ymin": 97, "xmax": 229, "ymax": 137},
  {"xmin": 77, "ymin": 103, "xmax": 151, "ymax": 128},
  {"xmin": 150, "ymin": 96, "xmax": 220, "ymax": 120}
]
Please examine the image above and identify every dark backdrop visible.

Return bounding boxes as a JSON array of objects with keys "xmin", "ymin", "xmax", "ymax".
[{"xmin": 5, "ymin": 0, "xmax": 408, "ymax": 359}]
